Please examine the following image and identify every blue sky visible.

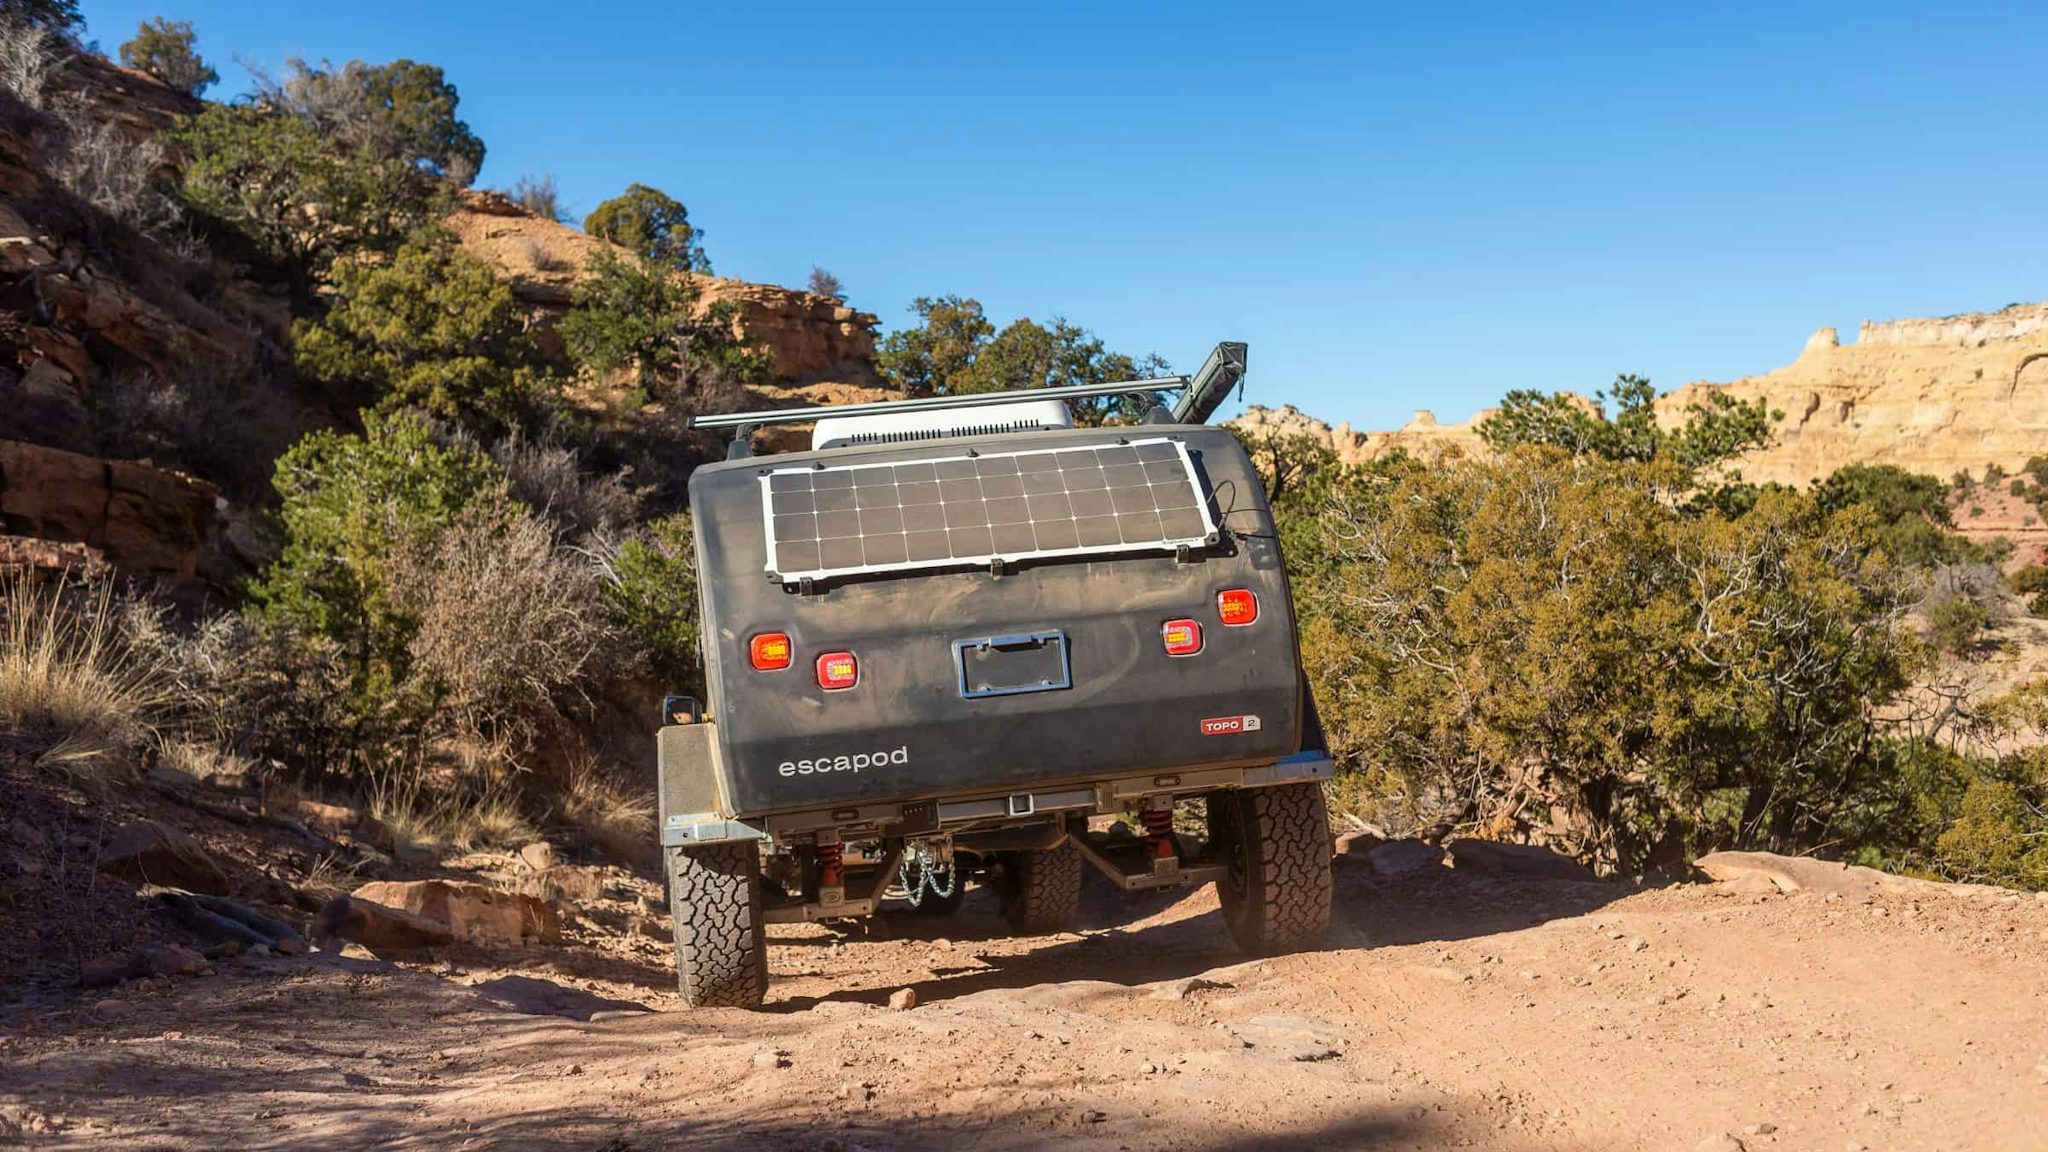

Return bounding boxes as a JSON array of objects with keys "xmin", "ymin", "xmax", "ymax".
[{"xmin": 81, "ymin": 1, "xmax": 2048, "ymax": 429}]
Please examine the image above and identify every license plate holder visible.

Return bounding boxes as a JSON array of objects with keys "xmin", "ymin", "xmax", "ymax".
[{"xmin": 953, "ymin": 631, "xmax": 1071, "ymax": 699}]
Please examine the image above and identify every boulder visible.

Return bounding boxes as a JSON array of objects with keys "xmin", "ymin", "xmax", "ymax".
[
  {"xmin": 1446, "ymin": 838, "xmax": 1597, "ymax": 881},
  {"xmin": 1694, "ymin": 851, "xmax": 1953, "ymax": 899},
  {"xmin": 97, "ymin": 820, "xmax": 228, "ymax": 894},
  {"xmin": 349, "ymin": 879, "xmax": 560, "ymax": 945},
  {"xmin": 1365, "ymin": 839, "xmax": 1445, "ymax": 876},
  {"xmin": 314, "ymin": 895, "xmax": 456, "ymax": 953}
]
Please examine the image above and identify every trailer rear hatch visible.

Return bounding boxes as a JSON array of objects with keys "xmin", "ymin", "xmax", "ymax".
[{"xmin": 688, "ymin": 424, "xmax": 1301, "ymax": 818}]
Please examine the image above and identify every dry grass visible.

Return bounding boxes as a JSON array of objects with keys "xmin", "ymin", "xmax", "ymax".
[
  {"xmin": 555, "ymin": 759, "xmax": 656, "ymax": 868},
  {"xmin": 155, "ymin": 737, "xmax": 257, "ymax": 787},
  {"xmin": 299, "ymin": 852, "xmax": 361, "ymax": 903},
  {"xmin": 367, "ymin": 764, "xmax": 537, "ymax": 859},
  {"xmin": 1, "ymin": 577, "xmax": 170, "ymax": 781}
]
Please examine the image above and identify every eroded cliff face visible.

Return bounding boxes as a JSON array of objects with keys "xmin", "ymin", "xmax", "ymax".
[
  {"xmin": 445, "ymin": 192, "xmax": 881, "ymax": 389},
  {"xmin": 1660, "ymin": 305, "xmax": 2048, "ymax": 486},
  {"xmin": 1234, "ymin": 302, "xmax": 2048, "ymax": 487}
]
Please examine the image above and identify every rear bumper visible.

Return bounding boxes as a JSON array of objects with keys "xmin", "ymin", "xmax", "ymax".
[{"xmin": 660, "ymin": 748, "xmax": 1334, "ymax": 850}]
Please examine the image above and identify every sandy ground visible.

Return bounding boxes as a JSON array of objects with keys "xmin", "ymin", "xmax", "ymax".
[{"xmin": 4, "ymin": 859, "xmax": 2047, "ymax": 1152}]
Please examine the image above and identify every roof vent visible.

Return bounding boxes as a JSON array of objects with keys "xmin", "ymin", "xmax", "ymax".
[{"xmin": 812, "ymin": 398, "xmax": 1073, "ymax": 451}]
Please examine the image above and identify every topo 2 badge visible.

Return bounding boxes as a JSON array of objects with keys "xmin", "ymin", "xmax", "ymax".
[{"xmin": 1200, "ymin": 714, "xmax": 1263, "ymax": 736}]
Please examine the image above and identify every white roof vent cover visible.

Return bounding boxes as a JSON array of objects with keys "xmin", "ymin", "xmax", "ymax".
[{"xmin": 811, "ymin": 398, "xmax": 1073, "ymax": 451}]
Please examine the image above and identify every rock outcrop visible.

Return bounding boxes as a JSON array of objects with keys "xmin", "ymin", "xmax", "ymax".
[
  {"xmin": 445, "ymin": 192, "xmax": 880, "ymax": 389},
  {"xmin": 1238, "ymin": 302, "xmax": 2048, "ymax": 487},
  {"xmin": 1659, "ymin": 305, "xmax": 2048, "ymax": 485},
  {"xmin": 0, "ymin": 440, "xmax": 215, "ymax": 577}
]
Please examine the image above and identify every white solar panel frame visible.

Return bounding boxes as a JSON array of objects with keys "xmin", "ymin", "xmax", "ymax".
[{"xmin": 759, "ymin": 437, "xmax": 1218, "ymax": 582}]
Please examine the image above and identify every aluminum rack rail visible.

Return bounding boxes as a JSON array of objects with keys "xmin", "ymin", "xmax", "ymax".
[{"xmin": 687, "ymin": 341, "xmax": 1247, "ymax": 432}]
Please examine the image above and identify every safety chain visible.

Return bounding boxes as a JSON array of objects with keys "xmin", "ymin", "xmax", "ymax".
[{"xmin": 897, "ymin": 843, "xmax": 957, "ymax": 906}]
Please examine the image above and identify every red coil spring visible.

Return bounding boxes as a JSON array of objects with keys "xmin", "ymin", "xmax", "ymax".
[
  {"xmin": 817, "ymin": 842, "xmax": 844, "ymax": 889},
  {"xmin": 1141, "ymin": 808, "xmax": 1176, "ymax": 859}
]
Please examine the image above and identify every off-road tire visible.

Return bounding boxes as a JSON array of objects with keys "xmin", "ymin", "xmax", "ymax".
[
  {"xmin": 1210, "ymin": 782, "xmax": 1332, "ymax": 956},
  {"xmin": 665, "ymin": 842, "xmax": 767, "ymax": 1008},
  {"xmin": 996, "ymin": 841, "xmax": 1082, "ymax": 934}
]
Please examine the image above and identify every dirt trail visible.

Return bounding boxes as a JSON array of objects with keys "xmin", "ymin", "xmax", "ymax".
[{"xmin": 4, "ymin": 860, "xmax": 2047, "ymax": 1151}]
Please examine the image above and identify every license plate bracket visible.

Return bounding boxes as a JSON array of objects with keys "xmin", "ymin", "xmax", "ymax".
[{"xmin": 953, "ymin": 631, "xmax": 1071, "ymax": 699}]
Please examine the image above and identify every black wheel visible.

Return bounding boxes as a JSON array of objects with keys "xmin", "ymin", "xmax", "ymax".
[
  {"xmin": 994, "ymin": 841, "xmax": 1082, "ymax": 934},
  {"xmin": 1209, "ymin": 783, "xmax": 1332, "ymax": 956},
  {"xmin": 665, "ymin": 842, "xmax": 767, "ymax": 1008}
]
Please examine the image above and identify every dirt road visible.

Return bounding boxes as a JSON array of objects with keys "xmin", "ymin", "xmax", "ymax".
[{"xmin": 4, "ymin": 858, "xmax": 2047, "ymax": 1151}]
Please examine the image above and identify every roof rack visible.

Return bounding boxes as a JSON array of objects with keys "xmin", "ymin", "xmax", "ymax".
[{"xmin": 687, "ymin": 341, "xmax": 1247, "ymax": 434}]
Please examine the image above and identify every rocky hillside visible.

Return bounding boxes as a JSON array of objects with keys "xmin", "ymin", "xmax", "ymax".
[
  {"xmin": 0, "ymin": 56, "xmax": 879, "ymax": 588},
  {"xmin": 1235, "ymin": 302, "xmax": 2048, "ymax": 487}
]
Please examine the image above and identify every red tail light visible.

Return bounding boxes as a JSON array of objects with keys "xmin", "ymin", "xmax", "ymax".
[
  {"xmin": 816, "ymin": 651, "xmax": 859, "ymax": 690},
  {"xmin": 1218, "ymin": 588, "xmax": 1259, "ymax": 627},
  {"xmin": 750, "ymin": 632, "xmax": 792, "ymax": 671},
  {"xmin": 1162, "ymin": 619, "xmax": 1204, "ymax": 657}
]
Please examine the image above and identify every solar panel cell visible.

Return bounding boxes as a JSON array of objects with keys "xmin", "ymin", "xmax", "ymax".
[{"xmin": 759, "ymin": 437, "xmax": 1215, "ymax": 581}]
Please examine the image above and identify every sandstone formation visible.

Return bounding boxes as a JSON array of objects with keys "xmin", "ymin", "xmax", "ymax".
[
  {"xmin": 348, "ymin": 878, "xmax": 561, "ymax": 946},
  {"xmin": 1660, "ymin": 305, "xmax": 2048, "ymax": 485},
  {"xmin": 445, "ymin": 191, "xmax": 881, "ymax": 389},
  {"xmin": 1235, "ymin": 302, "xmax": 2048, "ymax": 488},
  {"xmin": 0, "ymin": 440, "xmax": 215, "ymax": 577}
]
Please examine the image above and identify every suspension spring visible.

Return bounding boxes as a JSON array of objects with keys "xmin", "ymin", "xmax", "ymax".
[
  {"xmin": 1141, "ymin": 807, "xmax": 1177, "ymax": 859},
  {"xmin": 817, "ymin": 841, "xmax": 844, "ymax": 889}
]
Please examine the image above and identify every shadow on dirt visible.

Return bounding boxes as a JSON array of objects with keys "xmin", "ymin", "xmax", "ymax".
[
  {"xmin": 772, "ymin": 861, "xmax": 1635, "ymax": 1011},
  {"xmin": 471, "ymin": 975, "xmax": 650, "ymax": 1021}
]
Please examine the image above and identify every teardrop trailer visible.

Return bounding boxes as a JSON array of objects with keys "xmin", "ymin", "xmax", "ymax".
[{"xmin": 658, "ymin": 343, "xmax": 1335, "ymax": 1007}]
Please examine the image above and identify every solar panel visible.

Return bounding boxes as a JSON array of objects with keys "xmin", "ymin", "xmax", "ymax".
[{"xmin": 759, "ymin": 437, "xmax": 1217, "ymax": 581}]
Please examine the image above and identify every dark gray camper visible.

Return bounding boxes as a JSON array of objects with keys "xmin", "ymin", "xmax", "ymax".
[{"xmin": 658, "ymin": 344, "xmax": 1334, "ymax": 1006}]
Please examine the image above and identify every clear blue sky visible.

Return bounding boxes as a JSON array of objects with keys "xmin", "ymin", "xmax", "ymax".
[{"xmin": 82, "ymin": 1, "xmax": 2048, "ymax": 430}]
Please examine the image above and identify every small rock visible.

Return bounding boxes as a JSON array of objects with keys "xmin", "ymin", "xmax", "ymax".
[
  {"xmin": 89, "ymin": 998, "xmax": 128, "ymax": 1021},
  {"xmin": 341, "ymin": 1072, "xmax": 375, "ymax": 1088},
  {"xmin": 1332, "ymin": 829, "xmax": 1383, "ymax": 860},
  {"xmin": 293, "ymin": 800, "xmax": 359, "ymax": 834},
  {"xmin": 1694, "ymin": 1135, "xmax": 1747, "ymax": 1152},
  {"xmin": 1744, "ymin": 1122, "xmax": 1777, "ymax": 1136},
  {"xmin": 1082, "ymin": 1110, "xmax": 1108, "ymax": 1124},
  {"xmin": 1627, "ymin": 937, "xmax": 1649, "ymax": 952},
  {"xmin": 629, "ymin": 914, "xmax": 664, "ymax": 940},
  {"xmin": 753, "ymin": 1047, "xmax": 791, "ymax": 1070},
  {"xmin": 888, "ymin": 987, "xmax": 917, "ymax": 1011},
  {"xmin": 518, "ymin": 841, "xmax": 557, "ymax": 872}
]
